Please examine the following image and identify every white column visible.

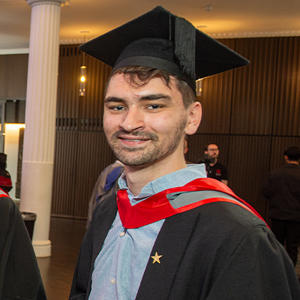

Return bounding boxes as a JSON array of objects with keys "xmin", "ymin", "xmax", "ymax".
[{"xmin": 20, "ymin": 0, "xmax": 65, "ymax": 257}]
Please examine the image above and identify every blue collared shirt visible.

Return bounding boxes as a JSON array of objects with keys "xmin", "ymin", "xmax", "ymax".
[{"xmin": 89, "ymin": 164, "xmax": 206, "ymax": 300}]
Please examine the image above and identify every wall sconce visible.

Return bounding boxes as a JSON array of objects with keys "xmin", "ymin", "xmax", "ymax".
[
  {"xmin": 196, "ymin": 79, "xmax": 204, "ymax": 97},
  {"xmin": 79, "ymin": 30, "xmax": 89, "ymax": 97},
  {"xmin": 79, "ymin": 65, "xmax": 87, "ymax": 96}
]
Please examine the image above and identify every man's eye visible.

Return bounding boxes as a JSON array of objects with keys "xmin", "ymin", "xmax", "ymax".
[
  {"xmin": 109, "ymin": 105, "xmax": 125, "ymax": 111},
  {"xmin": 147, "ymin": 104, "xmax": 162, "ymax": 110}
]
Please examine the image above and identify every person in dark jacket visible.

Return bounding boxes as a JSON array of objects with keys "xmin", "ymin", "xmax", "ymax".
[
  {"xmin": 263, "ymin": 146, "xmax": 300, "ymax": 265},
  {"xmin": 86, "ymin": 160, "xmax": 123, "ymax": 228},
  {"xmin": 70, "ymin": 6, "xmax": 300, "ymax": 300},
  {"xmin": 0, "ymin": 192, "xmax": 46, "ymax": 299},
  {"xmin": 0, "ymin": 153, "xmax": 12, "ymax": 194},
  {"xmin": 200, "ymin": 144, "xmax": 229, "ymax": 185}
]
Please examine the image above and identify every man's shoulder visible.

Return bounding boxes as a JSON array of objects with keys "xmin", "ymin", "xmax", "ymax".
[
  {"xmin": 167, "ymin": 179, "xmax": 264, "ymax": 231},
  {"xmin": 167, "ymin": 196, "xmax": 270, "ymax": 257},
  {"xmin": 195, "ymin": 198, "xmax": 266, "ymax": 229},
  {"xmin": 171, "ymin": 188, "xmax": 267, "ymax": 234},
  {"xmin": 0, "ymin": 195, "xmax": 15, "ymax": 212},
  {"xmin": 270, "ymin": 164, "xmax": 300, "ymax": 178}
]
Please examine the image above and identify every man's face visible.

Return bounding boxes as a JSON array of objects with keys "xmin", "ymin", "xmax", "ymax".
[
  {"xmin": 103, "ymin": 73, "xmax": 200, "ymax": 168},
  {"xmin": 206, "ymin": 144, "xmax": 219, "ymax": 159}
]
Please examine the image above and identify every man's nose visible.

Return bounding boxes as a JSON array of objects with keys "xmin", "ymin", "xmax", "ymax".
[{"xmin": 120, "ymin": 107, "xmax": 144, "ymax": 131}]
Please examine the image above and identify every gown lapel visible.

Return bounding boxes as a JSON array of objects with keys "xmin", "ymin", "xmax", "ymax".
[
  {"xmin": 136, "ymin": 208, "xmax": 200, "ymax": 300},
  {"xmin": 91, "ymin": 186, "xmax": 118, "ymax": 262}
]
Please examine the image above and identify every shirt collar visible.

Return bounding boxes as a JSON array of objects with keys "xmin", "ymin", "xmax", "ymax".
[{"xmin": 118, "ymin": 163, "xmax": 207, "ymax": 204}]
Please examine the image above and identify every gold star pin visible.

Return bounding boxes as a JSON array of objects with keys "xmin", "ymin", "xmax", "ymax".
[{"xmin": 151, "ymin": 251, "xmax": 163, "ymax": 264}]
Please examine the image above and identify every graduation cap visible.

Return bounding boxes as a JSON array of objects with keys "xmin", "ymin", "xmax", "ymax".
[{"xmin": 80, "ymin": 6, "xmax": 248, "ymax": 89}]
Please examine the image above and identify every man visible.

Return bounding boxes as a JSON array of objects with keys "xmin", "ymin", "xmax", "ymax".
[
  {"xmin": 203, "ymin": 143, "xmax": 228, "ymax": 185},
  {"xmin": 0, "ymin": 193, "xmax": 46, "ymax": 299},
  {"xmin": 70, "ymin": 6, "xmax": 300, "ymax": 299},
  {"xmin": 263, "ymin": 146, "xmax": 300, "ymax": 266}
]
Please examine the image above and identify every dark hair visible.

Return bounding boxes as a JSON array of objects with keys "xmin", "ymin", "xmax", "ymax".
[
  {"xmin": 283, "ymin": 146, "xmax": 300, "ymax": 161},
  {"xmin": 109, "ymin": 66, "xmax": 197, "ymax": 108}
]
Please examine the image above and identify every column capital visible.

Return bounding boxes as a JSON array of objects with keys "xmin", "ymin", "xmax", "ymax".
[{"xmin": 27, "ymin": 0, "xmax": 66, "ymax": 7}]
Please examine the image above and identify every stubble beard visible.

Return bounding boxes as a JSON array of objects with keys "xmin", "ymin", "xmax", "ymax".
[{"xmin": 106, "ymin": 118, "xmax": 187, "ymax": 167}]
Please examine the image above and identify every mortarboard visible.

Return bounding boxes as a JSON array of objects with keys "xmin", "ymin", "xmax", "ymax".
[{"xmin": 80, "ymin": 6, "xmax": 248, "ymax": 89}]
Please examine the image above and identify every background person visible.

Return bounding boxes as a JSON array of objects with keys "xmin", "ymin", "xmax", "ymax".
[
  {"xmin": 200, "ymin": 144, "xmax": 228, "ymax": 185},
  {"xmin": 0, "ymin": 153, "xmax": 12, "ymax": 194},
  {"xmin": 263, "ymin": 146, "xmax": 300, "ymax": 266},
  {"xmin": 86, "ymin": 160, "xmax": 123, "ymax": 227},
  {"xmin": 0, "ymin": 193, "xmax": 46, "ymax": 299}
]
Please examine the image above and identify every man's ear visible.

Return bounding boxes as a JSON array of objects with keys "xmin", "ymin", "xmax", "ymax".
[{"xmin": 185, "ymin": 101, "xmax": 202, "ymax": 135}]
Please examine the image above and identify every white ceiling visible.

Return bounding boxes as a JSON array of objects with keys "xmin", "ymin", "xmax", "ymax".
[{"xmin": 1, "ymin": 0, "xmax": 300, "ymax": 54}]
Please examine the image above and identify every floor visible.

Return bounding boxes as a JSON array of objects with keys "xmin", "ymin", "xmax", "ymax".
[
  {"xmin": 37, "ymin": 218, "xmax": 87, "ymax": 300},
  {"xmin": 38, "ymin": 217, "xmax": 300, "ymax": 300}
]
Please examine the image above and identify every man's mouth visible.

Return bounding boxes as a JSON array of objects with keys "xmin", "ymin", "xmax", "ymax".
[
  {"xmin": 119, "ymin": 135, "xmax": 150, "ymax": 141},
  {"xmin": 111, "ymin": 130, "xmax": 158, "ymax": 147},
  {"xmin": 117, "ymin": 134, "xmax": 151, "ymax": 146}
]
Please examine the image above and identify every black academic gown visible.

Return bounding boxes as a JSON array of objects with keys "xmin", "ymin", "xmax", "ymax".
[
  {"xmin": 0, "ymin": 196, "xmax": 46, "ymax": 300},
  {"xmin": 70, "ymin": 186, "xmax": 300, "ymax": 300}
]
